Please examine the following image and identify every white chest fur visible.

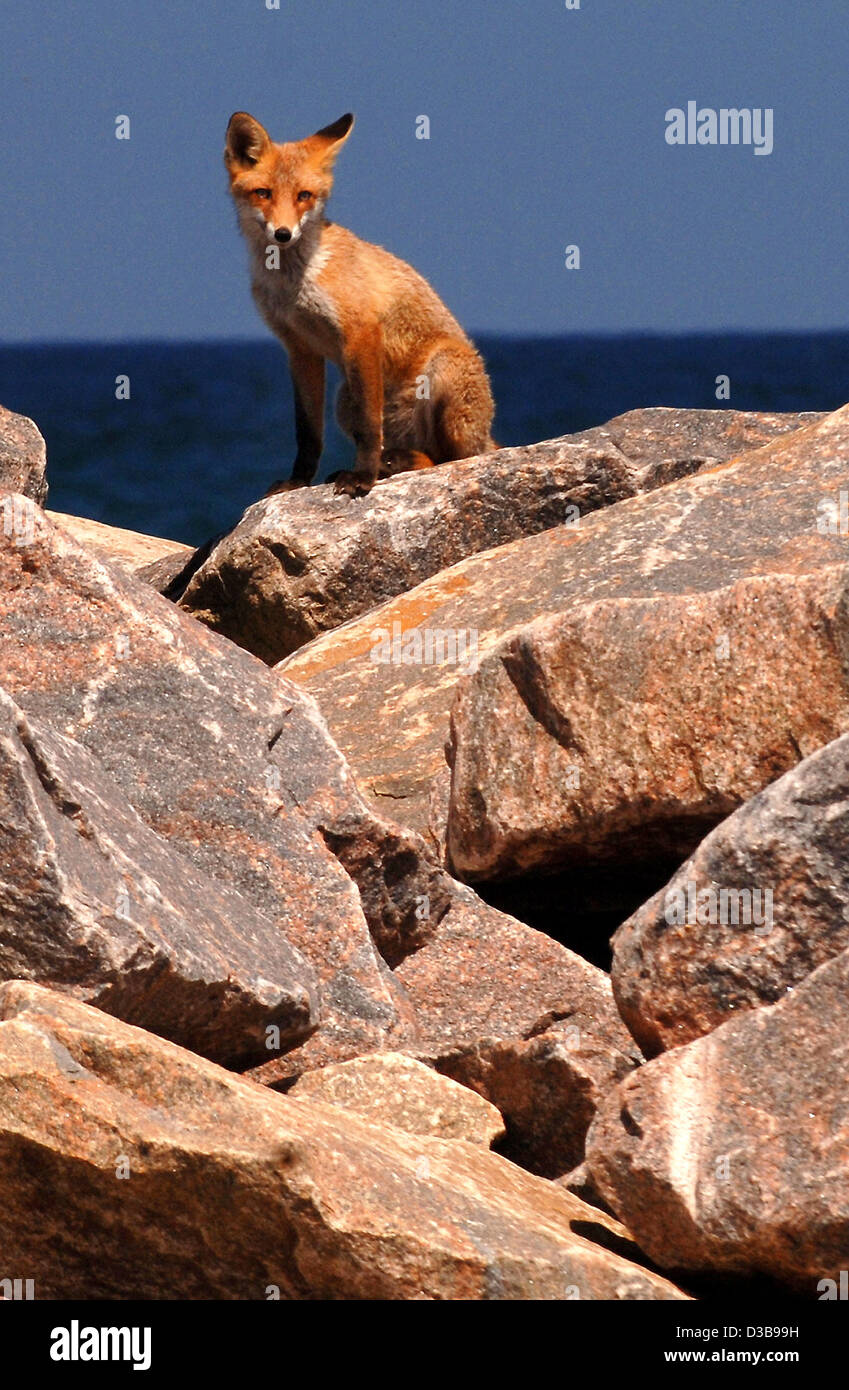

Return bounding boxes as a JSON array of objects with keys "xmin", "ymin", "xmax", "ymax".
[{"xmin": 250, "ymin": 236, "xmax": 341, "ymax": 361}]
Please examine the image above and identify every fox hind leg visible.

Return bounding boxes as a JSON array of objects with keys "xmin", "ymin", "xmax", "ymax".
[
  {"xmin": 423, "ymin": 343, "xmax": 496, "ymax": 463},
  {"xmin": 336, "ymin": 346, "xmax": 496, "ymax": 486}
]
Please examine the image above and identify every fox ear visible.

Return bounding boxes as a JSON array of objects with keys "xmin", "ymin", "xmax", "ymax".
[
  {"xmin": 225, "ymin": 112, "xmax": 271, "ymax": 168},
  {"xmin": 307, "ymin": 112, "xmax": 355, "ymax": 165}
]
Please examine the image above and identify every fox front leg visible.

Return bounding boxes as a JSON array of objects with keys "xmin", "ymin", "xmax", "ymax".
[
  {"xmin": 265, "ymin": 336, "xmax": 325, "ymax": 496},
  {"xmin": 330, "ymin": 328, "xmax": 384, "ymax": 497}
]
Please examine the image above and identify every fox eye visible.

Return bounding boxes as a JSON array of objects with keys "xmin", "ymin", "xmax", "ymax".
[
  {"xmin": 297, "ymin": 190, "xmax": 313, "ymax": 203},
  {"xmin": 253, "ymin": 188, "xmax": 271, "ymax": 199}
]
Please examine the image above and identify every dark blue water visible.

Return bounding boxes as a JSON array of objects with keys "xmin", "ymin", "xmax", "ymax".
[{"xmin": 0, "ymin": 333, "xmax": 847, "ymax": 547}]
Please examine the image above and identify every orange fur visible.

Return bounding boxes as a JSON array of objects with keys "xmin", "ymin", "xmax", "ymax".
[{"xmin": 225, "ymin": 112, "xmax": 496, "ymax": 496}]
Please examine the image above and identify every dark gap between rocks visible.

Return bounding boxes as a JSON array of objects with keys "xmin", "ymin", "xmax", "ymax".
[{"xmin": 471, "ymin": 857, "xmax": 685, "ymax": 970}]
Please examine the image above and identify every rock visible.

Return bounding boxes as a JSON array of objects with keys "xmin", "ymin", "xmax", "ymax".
[
  {"xmin": 46, "ymin": 510, "xmax": 192, "ymax": 581},
  {"xmin": 571, "ymin": 406, "xmax": 821, "ymax": 490},
  {"xmin": 279, "ymin": 407, "xmax": 841, "ymax": 848},
  {"xmin": 611, "ymin": 732, "xmax": 849, "ymax": 1056},
  {"xmin": 0, "ymin": 405, "xmax": 48, "ymax": 505},
  {"xmin": 0, "ymin": 686, "xmax": 317, "ymax": 1066},
  {"xmin": 176, "ymin": 437, "xmax": 632, "ymax": 664},
  {"xmin": 586, "ymin": 947, "xmax": 849, "ymax": 1291},
  {"xmin": 289, "ymin": 1052, "xmax": 505, "ymax": 1147},
  {"xmin": 447, "ymin": 566, "xmax": 849, "ymax": 881},
  {"xmin": 434, "ymin": 1024, "xmax": 638, "ymax": 1181},
  {"xmin": 0, "ymin": 496, "xmax": 427, "ymax": 1070},
  {"xmin": 0, "ymin": 497, "xmax": 632, "ymax": 1135},
  {"xmin": 137, "ymin": 548, "xmax": 200, "ymax": 593},
  {"xmin": 444, "ymin": 405, "xmax": 849, "ymax": 880},
  {"xmin": 0, "ymin": 982, "xmax": 689, "ymax": 1300},
  {"xmin": 395, "ymin": 888, "xmax": 642, "ymax": 1178},
  {"xmin": 251, "ymin": 875, "xmax": 639, "ymax": 1177},
  {"xmin": 177, "ymin": 408, "xmax": 817, "ymax": 666}
]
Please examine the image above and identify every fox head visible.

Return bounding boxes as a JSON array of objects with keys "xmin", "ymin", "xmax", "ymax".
[{"xmin": 225, "ymin": 111, "xmax": 354, "ymax": 249}]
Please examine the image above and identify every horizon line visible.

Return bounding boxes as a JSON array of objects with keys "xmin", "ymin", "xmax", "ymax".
[{"xmin": 2, "ymin": 326, "xmax": 849, "ymax": 351}]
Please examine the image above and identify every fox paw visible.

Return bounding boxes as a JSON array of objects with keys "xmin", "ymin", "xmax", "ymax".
[
  {"xmin": 329, "ymin": 469, "xmax": 375, "ymax": 498},
  {"xmin": 264, "ymin": 478, "xmax": 310, "ymax": 497}
]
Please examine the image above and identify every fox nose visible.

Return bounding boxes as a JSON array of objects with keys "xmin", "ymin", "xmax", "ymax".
[{"xmin": 274, "ymin": 227, "xmax": 292, "ymax": 243}]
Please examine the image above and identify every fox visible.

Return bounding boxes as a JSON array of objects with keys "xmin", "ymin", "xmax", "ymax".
[{"xmin": 224, "ymin": 111, "xmax": 497, "ymax": 497}]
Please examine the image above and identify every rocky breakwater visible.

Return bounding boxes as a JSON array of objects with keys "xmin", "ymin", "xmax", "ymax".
[
  {"xmin": 1, "ymin": 397, "xmax": 846, "ymax": 1299},
  {"xmin": 0, "ymin": 402, "xmax": 667, "ymax": 1295}
]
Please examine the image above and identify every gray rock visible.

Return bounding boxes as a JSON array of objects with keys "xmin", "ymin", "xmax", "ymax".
[
  {"xmin": 612, "ymin": 731, "xmax": 849, "ymax": 1056},
  {"xmin": 0, "ymin": 499, "xmax": 423, "ymax": 1070},
  {"xmin": 0, "ymin": 405, "xmax": 47, "ymax": 505},
  {"xmin": 444, "ymin": 403, "xmax": 849, "ymax": 879},
  {"xmin": 0, "ymin": 687, "xmax": 317, "ymax": 1066},
  {"xmin": 587, "ymin": 946, "xmax": 849, "ymax": 1291}
]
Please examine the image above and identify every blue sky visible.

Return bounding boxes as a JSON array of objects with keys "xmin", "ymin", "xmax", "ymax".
[{"xmin": 1, "ymin": 0, "xmax": 848, "ymax": 340}]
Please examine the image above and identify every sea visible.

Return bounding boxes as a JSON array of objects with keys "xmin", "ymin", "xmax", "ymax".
[{"xmin": 0, "ymin": 332, "xmax": 847, "ymax": 548}]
